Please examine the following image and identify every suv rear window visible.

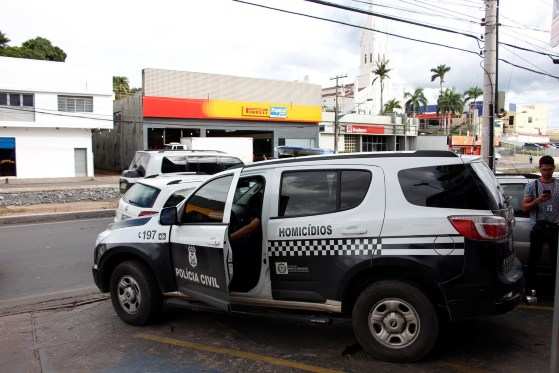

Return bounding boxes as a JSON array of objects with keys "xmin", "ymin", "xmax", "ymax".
[
  {"xmin": 398, "ymin": 164, "xmax": 497, "ymax": 210},
  {"xmin": 123, "ymin": 183, "xmax": 160, "ymax": 208},
  {"xmin": 161, "ymin": 156, "xmax": 242, "ymax": 175}
]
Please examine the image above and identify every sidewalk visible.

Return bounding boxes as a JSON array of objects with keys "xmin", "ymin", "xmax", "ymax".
[{"xmin": 0, "ymin": 175, "xmax": 119, "ymax": 193}]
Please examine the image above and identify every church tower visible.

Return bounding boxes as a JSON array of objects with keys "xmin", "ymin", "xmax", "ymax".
[{"xmin": 355, "ymin": 4, "xmax": 390, "ymax": 115}]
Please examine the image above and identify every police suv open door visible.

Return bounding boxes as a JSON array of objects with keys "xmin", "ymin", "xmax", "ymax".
[{"xmin": 170, "ymin": 169, "xmax": 241, "ymax": 311}]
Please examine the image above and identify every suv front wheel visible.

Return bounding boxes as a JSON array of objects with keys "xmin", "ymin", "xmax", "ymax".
[
  {"xmin": 352, "ymin": 280, "xmax": 439, "ymax": 362},
  {"xmin": 109, "ymin": 260, "xmax": 162, "ymax": 325}
]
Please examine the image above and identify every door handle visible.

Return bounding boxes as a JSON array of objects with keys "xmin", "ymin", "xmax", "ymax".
[
  {"xmin": 341, "ymin": 226, "xmax": 368, "ymax": 236},
  {"xmin": 208, "ymin": 238, "xmax": 221, "ymax": 246}
]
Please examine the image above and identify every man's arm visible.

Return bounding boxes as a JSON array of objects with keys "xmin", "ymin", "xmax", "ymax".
[
  {"xmin": 522, "ymin": 181, "xmax": 549, "ymax": 213},
  {"xmin": 230, "ymin": 217, "xmax": 260, "ymax": 241}
]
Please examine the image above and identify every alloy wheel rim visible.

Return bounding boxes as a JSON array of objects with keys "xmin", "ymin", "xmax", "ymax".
[
  {"xmin": 117, "ymin": 275, "xmax": 142, "ymax": 314},
  {"xmin": 368, "ymin": 298, "xmax": 420, "ymax": 349}
]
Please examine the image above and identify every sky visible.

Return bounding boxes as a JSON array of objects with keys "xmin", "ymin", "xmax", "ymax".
[{"xmin": 2, "ymin": 0, "xmax": 558, "ymax": 125}]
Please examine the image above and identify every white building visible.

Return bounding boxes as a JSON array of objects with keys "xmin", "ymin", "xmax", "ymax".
[
  {"xmin": 0, "ymin": 57, "xmax": 112, "ymax": 178},
  {"xmin": 319, "ymin": 112, "xmax": 418, "ymax": 152},
  {"xmin": 506, "ymin": 104, "xmax": 550, "ymax": 136}
]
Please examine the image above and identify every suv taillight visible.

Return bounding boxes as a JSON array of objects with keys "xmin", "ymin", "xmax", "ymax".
[{"xmin": 448, "ymin": 215, "xmax": 509, "ymax": 241}]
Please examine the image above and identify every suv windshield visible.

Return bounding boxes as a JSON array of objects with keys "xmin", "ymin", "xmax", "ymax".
[
  {"xmin": 161, "ymin": 156, "xmax": 242, "ymax": 175},
  {"xmin": 123, "ymin": 183, "xmax": 160, "ymax": 208}
]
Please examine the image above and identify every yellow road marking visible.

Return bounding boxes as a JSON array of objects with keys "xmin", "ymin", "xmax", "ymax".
[
  {"xmin": 136, "ymin": 333, "xmax": 344, "ymax": 373},
  {"xmin": 518, "ymin": 304, "xmax": 554, "ymax": 312},
  {"xmin": 440, "ymin": 362, "xmax": 492, "ymax": 373}
]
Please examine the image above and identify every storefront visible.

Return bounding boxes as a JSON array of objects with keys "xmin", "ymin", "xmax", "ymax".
[
  {"xmin": 141, "ymin": 94, "xmax": 321, "ymax": 161},
  {"xmin": 0, "ymin": 137, "xmax": 16, "ymax": 176},
  {"xmin": 97, "ymin": 69, "xmax": 322, "ymax": 169}
]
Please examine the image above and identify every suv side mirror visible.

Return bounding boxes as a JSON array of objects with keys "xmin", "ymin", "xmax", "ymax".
[{"xmin": 160, "ymin": 207, "xmax": 178, "ymax": 226}]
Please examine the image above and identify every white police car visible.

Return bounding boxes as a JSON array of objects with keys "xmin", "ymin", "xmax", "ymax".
[{"xmin": 93, "ymin": 151, "xmax": 524, "ymax": 363}]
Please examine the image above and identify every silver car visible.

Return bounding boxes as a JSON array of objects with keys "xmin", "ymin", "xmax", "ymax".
[{"xmin": 497, "ymin": 174, "xmax": 555, "ymax": 272}]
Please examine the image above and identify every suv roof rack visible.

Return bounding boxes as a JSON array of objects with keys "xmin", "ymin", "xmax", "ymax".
[
  {"xmin": 245, "ymin": 150, "xmax": 458, "ymax": 169},
  {"xmin": 154, "ymin": 149, "xmax": 226, "ymax": 154}
]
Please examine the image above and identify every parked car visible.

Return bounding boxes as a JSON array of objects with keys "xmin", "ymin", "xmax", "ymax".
[
  {"xmin": 115, "ymin": 174, "xmax": 209, "ymax": 222},
  {"xmin": 163, "ymin": 142, "xmax": 186, "ymax": 150},
  {"xmin": 497, "ymin": 174, "xmax": 555, "ymax": 276},
  {"xmin": 119, "ymin": 150, "xmax": 243, "ymax": 194},
  {"xmin": 94, "ymin": 150, "xmax": 523, "ymax": 363},
  {"xmin": 523, "ymin": 143, "xmax": 544, "ymax": 151}
]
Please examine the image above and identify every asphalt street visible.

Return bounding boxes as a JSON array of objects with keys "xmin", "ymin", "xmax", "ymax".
[{"xmin": 0, "ymin": 217, "xmax": 112, "ymax": 301}]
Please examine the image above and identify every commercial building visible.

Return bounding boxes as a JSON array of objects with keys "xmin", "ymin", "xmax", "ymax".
[
  {"xmin": 94, "ymin": 69, "xmax": 321, "ymax": 170},
  {"xmin": 0, "ymin": 57, "xmax": 112, "ymax": 178},
  {"xmin": 319, "ymin": 112, "xmax": 418, "ymax": 152},
  {"xmin": 503, "ymin": 103, "xmax": 550, "ymax": 136}
]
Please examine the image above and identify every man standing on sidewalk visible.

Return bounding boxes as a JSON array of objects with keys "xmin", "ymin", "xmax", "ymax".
[{"xmin": 523, "ymin": 155, "xmax": 559, "ymax": 292}]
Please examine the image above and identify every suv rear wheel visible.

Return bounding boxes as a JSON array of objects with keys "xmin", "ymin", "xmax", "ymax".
[
  {"xmin": 352, "ymin": 280, "xmax": 439, "ymax": 362},
  {"xmin": 110, "ymin": 260, "xmax": 162, "ymax": 325}
]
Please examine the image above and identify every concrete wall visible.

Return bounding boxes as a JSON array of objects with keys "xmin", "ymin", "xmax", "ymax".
[
  {"xmin": 0, "ymin": 127, "xmax": 94, "ymax": 178},
  {"xmin": 416, "ymin": 135, "xmax": 448, "ymax": 150},
  {"xmin": 93, "ymin": 93, "xmax": 143, "ymax": 171},
  {"xmin": 143, "ymin": 68, "xmax": 321, "ymax": 105}
]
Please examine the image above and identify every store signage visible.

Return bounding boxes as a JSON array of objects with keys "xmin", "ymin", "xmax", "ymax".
[
  {"xmin": 270, "ymin": 106, "xmax": 288, "ymax": 118},
  {"xmin": 242, "ymin": 106, "xmax": 269, "ymax": 117},
  {"xmin": 346, "ymin": 124, "xmax": 384, "ymax": 134}
]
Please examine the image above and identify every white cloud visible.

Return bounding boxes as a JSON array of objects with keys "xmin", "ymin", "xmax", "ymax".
[{"xmin": 1, "ymin": 0, "xmax": 558, "ymax": 124}]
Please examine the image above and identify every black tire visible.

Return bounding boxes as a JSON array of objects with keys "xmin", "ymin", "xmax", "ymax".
[
  {"xmin": 352, "ymin": 280, "xmax": 439, "ymax": 363},
  {"xmin": 109, "ymin": 260, "xmax": 162, "ymax": 326}
]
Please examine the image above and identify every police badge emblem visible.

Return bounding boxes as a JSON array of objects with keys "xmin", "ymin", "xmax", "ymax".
[{"xmin": 188, "ymin": 246, "xmax": 198, "ymax": 268}]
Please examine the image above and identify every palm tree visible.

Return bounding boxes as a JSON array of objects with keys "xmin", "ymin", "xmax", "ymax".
[
  {"xmin": 113, "ymin": 76, "xmax": 131, "ymax": 100},
  {"xmin": 404, "ymin": 88, "xmax": 428, "ymax": 117},
  {"xmin": 430, "ymin": 64, "xmax": 451, "ymax": 97},
  {"xmin": 437, "ymin": 88, "xmax": 464, "ymax": 135},
  {"xmin": 384, "ymin": 99, "xmax": 402, "ymax": 114},
  {"xmin": 372, "ymin": 55, "xmax": 391, "ymax": 114},
  {"xmin": 463, "ymin": 86, "xmax": 483, "ymax": 135}
]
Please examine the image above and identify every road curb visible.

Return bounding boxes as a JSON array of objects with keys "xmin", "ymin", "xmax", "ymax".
[{"xmin": 0, "ymin": 209, "xmax": 115, "ymax": 225}]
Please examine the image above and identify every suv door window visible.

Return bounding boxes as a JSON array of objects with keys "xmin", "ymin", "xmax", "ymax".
[
  {"xmin": 340, "ymin": 171, "xmax": 372, "ymax": 210},
  {"xmin": 182, "ymin": 176, "xmax": 233, "ymax": 223},
  {"xmin": 279, "ymin": 170, "xmax": 372, "ymax": 217},
  {"xmin": 280, "ymin": 171, "xmax": 338, "ymax": 217},
  {"xmin": 163, "ymin": 187, "xmax": 196, "ymax": 208}
]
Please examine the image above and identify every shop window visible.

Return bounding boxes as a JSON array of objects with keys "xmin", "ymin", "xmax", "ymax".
[
  {"xmin": 147, "ymin": 128, "xmax": 164, "ymax": 149},
  {"xmin": 362, "ymin": 135, "xmax": 387, "ymax": 152},
  {"xmin": 344, "ymin": 134, "xmax": 359, "ymax": 153},
  {"xmin": 0, "ymin": 137, "xmax": 16, "ymax": 177}
]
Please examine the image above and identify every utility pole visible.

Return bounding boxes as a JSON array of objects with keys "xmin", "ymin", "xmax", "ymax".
[
  {"xmin": 482, "ymin": 0, "xmax": 497, "ymax": 169},
  {"xmin": 331, "ymin": 74, "xmax": 347, "ymax": 153},
  {"xmin": 552, "ymin": 248, "xmax": 559, "ymax": 373}
]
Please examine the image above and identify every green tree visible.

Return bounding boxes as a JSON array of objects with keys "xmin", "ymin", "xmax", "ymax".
[
  {"xmin": 430, "ymin": 64, "xmax": 451, "ymax": 97},
  {"xmin": 463, "ymin": 86, "xmax": 483, "ymax": 134},
  {"xmin": 0, "ymin": 31, "xmax": 9, "ymax": 48},
  {"xmin": 437, "ymin": 88, "xmax": 464, "ymax": 134},
  {"xmin": 0, "ymin": 33, "xmax": 66, "ymax": 61},
  {"xmin": 113, "ymin": 76, "xmax": 131, "ymax": 99},
  {"xmin": 383, "ymin": 99, "xmax": 402, "ymax": 114},
  {"xmin": 372, "ymin": 55, "xmax": 391, "ymax": 114},
  {"xmin": 404, "ymin": 88, "xmax": 428, "ymax": 117}
]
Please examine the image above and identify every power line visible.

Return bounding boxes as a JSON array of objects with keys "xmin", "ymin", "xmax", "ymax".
[
  {"xmin": 234, "ymin": 0, "xmax": 559, "ymax": 81},
  {"xmin": 393, "ymin": 0, "xmax": 483, "ymax": 22},
  {"xmin": 348, "ymin": 0, "xmax": 481, "ymax": 25},
  {"xmin": 499, "ymin": 58, "xmax": 559, "ymax": 80},
  {"xmin": 301, "ymin": 0, "xmax": 482, "ymax": 41},
  {"xmin": 233, "ymin": 0, "xmax": 482, "ymax": 54},
  {"xmin": 502, "ymin": 45, "xmax": 554, "ymax": 76},
  {"xmin": 305, "ymin": 0, "xmax": 559, "ymax": 59}
]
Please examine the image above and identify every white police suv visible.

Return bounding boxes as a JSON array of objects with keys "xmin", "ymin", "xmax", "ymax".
[{"xmin": 93, "ymin": 151, "xmax": 524, "ymax": 363}]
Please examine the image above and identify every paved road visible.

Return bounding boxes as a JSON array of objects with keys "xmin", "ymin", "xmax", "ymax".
[{"xmin": 0, "ymin": 217, "xmax": 112, "ymax": 301}]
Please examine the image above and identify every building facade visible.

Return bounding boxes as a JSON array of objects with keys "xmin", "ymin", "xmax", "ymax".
[
  {"xmin": 0, "ymin": 57, "xmax": 112, "ymax": 178},
  {"xmin": 504, "ymin": 104, "xmax": 550, "ymax": 136},
  {"xmin": 319, "ymin": 112, "xmax": 418, "ymax": 152},
  {"xmin": 94, "ymin": 68, "xmax": 321, "ymax": 170}
]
